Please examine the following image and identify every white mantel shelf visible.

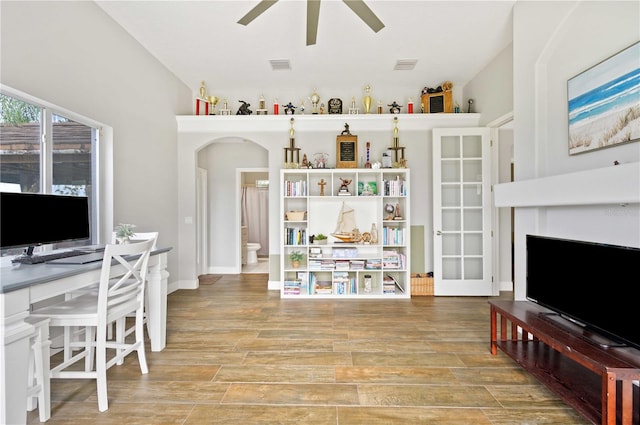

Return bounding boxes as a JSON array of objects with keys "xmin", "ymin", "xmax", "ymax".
[
  {"xmin": 494, "ymin": 161, "xmax": 640, "ymax": 207},
  {"xmin": 177, "ymin": 113, "xmax": 481, "ymax": 133}
]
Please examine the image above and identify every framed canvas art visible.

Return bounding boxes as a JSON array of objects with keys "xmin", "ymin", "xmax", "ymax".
[{"xmin": 567, "ymin": 41, "xmax": 640, "ymax": 155}]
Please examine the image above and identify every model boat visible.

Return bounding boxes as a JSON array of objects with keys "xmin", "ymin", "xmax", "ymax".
[{"xmin": 331, "ymin": 202, "xmax": 361, "ymax": 243}]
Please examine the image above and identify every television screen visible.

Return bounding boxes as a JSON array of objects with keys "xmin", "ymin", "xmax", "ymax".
[
  {"xmin": 0, "ymin": 192, "xmax": 90, "ymax": 250},
  {"xmin": 526, "ymin": 234, "xmax": 640, "ymax": 350}
]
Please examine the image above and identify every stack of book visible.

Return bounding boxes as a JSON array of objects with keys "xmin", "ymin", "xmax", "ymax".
[
  {"xmin": 383, "ymin": 250, "xmax": 406, "ymax": 269},
  {"xmin": 366, "ymin": 258, "xmax": 382, "ymax": 269},
  {"xmin": 350, "ymin": 259, "xmax": 365, "ymax": 270},
  {"xmin": 315, "ymin": 280, "xmax": 333, "ymax": 294},
  {"xmin": 335, "ymin": 259, "xmax": 350, "ymax": 270}
]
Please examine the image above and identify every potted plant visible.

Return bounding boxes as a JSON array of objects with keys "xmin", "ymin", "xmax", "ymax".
[
  {"xmin": 289, "ymin": 250, "xmax": 304, "ymax": 268},
  {"xmin": 313, "ymin": 233, "xmax": 328, "ymax": 245},
  {"xmin": 114, "ymin": 223, "xmax": 136, "ymax": 244}
]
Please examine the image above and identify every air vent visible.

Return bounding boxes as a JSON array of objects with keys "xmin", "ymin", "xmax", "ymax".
[
  {"xmin": 394, "ymin": 59, "xmax": 417, "ymax": 71},
  {"xmin": 270, "ymin": 59, "xmax": 291, "ymax": 71}
]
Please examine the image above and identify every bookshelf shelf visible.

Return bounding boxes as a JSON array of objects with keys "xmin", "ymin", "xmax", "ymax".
[{"xmin": 280, "ymin": 168, "xmax": 410, "ymax": 299}]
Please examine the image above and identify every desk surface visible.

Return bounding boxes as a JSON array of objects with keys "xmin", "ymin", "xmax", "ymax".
[{"xmin": 0, "ymin": 247, "xmax": 172, "ymax": 294}]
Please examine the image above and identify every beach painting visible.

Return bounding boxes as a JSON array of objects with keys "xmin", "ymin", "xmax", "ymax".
[{"xmin": 568, "ymin": 42, "xmax": 640, "ymax": 155}]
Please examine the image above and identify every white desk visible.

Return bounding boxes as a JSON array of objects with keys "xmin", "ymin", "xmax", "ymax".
[{"xmin": 0, "ymin": 247, "xmax": 171, "ymax": 425}]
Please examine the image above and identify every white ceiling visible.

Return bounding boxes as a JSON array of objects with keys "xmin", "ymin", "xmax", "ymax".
[{"xmin": 96, "ymin": 0, "xmax": 515, "ymax": 104}]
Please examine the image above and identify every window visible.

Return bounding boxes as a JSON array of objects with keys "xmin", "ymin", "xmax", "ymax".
[{"xmin": 0, "ymin": 92, "xmax": 99, "ymax": 254}]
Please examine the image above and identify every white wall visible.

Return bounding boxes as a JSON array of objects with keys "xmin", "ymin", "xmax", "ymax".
[
  {"xmin": 465, "ymin": 44, "xmax": 514, "ymax": 126},
  {"xmin": 511, "ymin": 1, "xmax": 640, "ymax": 300},
  {"xmin": 0, "ymin": 2, "xmax": 192, "ymax": 281},
  {"xmin": 177, "ymin": 114, "xmax": 481, "ymax": 286}
]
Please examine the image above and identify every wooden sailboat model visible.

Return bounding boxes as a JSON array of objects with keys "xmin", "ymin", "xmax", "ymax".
[{"xmin": 331, "ymin": 202, "xmax": 360, "ymax": 243}]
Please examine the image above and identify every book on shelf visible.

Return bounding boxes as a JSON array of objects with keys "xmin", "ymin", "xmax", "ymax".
[
  {"xmin": 383, "ymin": 274, "xmax": 405, "ymax": 293},
  {"xmin": 365, "ymin": 258, "xmax": 382, "ymax": 269},
  {"xmin": 284, "ymin": 179, "xmax": 307, "ymax": 197},
  {"xmin": 335, "ymin": 259, "xmax": 350, "ymax": 270},
  {"xmin": 315, "ymin": 280, "xmax": 333, "ymax": 294}
]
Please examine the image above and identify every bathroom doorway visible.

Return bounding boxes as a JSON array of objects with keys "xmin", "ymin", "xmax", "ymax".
[{"xmin": 240, "ymin": 169, "xmax": 269, "ymax": 274}]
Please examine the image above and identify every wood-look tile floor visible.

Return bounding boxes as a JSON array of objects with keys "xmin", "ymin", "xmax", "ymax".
[{"xmin": 28, "ymin": 274, "xmax": 591, "ymax": 424}]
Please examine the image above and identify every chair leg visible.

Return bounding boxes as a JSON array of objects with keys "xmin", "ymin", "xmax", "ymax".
[
  {"xmin": 95, "ymin": 326, "xmax": 109, "ymax": 412},
  {"xmin": 115, "ymin": 318, "xmax": 126, "ymax": 365},
  {"xmin": 85, "ymin": 326, "xmax": 96, "ymax": 372}
]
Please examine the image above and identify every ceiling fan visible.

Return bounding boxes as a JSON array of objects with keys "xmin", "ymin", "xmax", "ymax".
[{"xmin": 237, "ymin": 0, "xmax": 385, "ymax": 46}]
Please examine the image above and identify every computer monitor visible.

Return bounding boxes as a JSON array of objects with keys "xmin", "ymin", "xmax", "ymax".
[{"xmin": 0, "ymin": 192, "xmax": 90, "ymax": 254}]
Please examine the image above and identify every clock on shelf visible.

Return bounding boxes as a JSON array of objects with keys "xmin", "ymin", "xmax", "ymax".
[{"xmin": 421, "ymin": 91, "xmax": 453, "ymax": 114}]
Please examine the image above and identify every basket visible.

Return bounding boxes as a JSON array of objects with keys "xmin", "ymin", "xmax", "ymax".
[
  {"xmin": 411, "ymin": 273, "xmax": 434, "ymax": 296},
  {"xmin": 285, "ymin": 211, "xmax": 306, "ymax": 221}
]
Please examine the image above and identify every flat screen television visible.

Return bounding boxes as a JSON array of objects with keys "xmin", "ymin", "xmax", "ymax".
[
  {"xmin": 0, "ymin": 192, "xmax": 90, "ymax": 254},
  {"xmin": 526, "ymin": 234, "xmax": 640, "ymax": 350}
]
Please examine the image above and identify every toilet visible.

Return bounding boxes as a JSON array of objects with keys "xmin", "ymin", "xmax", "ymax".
[{"xmin": 246, "ymin": 243, "xmax": 261, "ymax": 264}]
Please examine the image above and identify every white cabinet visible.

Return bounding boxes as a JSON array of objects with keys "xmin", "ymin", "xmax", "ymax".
[{"xmin": 280, "ymin": 169, "xmax": 410, "ymax": 298}]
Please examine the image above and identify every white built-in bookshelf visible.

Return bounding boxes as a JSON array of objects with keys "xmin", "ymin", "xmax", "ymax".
[{"xmin": 280, "ymin": 168, "xmax": 410, "ymax": 298}]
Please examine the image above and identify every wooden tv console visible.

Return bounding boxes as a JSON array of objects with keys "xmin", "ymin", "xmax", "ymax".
[{"xmin": 489, "ymin": 300, "xmax": 640, "ymax": 425}]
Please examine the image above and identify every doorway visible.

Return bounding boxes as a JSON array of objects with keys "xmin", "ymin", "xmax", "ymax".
[{"xmin": 240, "ymin": 169, "xmax": 269, "ymax": 274}]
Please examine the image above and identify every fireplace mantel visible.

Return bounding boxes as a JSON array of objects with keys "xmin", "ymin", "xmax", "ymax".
[{"xmin": 493, "ymin": 162, "xmax": 640, "ymax": 207}]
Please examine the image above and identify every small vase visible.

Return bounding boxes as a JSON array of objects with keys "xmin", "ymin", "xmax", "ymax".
[
  {"xmin": 292, "ymin": 261, "xmax": 300, "ymax": 268},
  {"xmin": 370, "ymin": 223, "xmax": 378, "ymax": 244}
]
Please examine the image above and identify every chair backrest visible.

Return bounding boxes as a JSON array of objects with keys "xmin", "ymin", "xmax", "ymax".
[
  {"xmin": 111, "ymin": 231, "xmax": 159, "ymax": 250},
  {"xmin": 96, "ymin": 239, "xmax": 155, "ymax": 328}
]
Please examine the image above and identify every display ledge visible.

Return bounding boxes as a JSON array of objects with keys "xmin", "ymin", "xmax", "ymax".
[
  {"xmin": 493, "ymin": 161, "xmax": 640, "ymax": 207},
  {"xmin": 177, "ymin": 113, "xmax": 481, "ymax": 133}
]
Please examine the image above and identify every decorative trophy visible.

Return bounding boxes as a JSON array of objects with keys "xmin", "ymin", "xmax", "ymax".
[
  {"xmin": 388, "ymin": 116, "xmax": 406, "ymax": 165},
  {"xmin": 256, "ymin": 94, "xmax": 268, "ymax": 115},
  {"xmin": 207, "ymin": 95, "xmax": 218, "ymax": 115},
  {"xmin": 310, "ymin": 88, "xmax": 320, "ymax": 114},
  {"xmin": 283, "ymin": 118, "xmax": 300, "ymax": 168},
  {"xmin": 219, "ymin": 98, "xmax": 231, "ymax": 115},
  {"xmin": 348, "ymin": 97, "xmax": 359, "ymax": 115},
  {"xmin": 195, "ymin": 80, "xmax": 209, "ymax": 115},
  {"xmin": 362, "ymin": 84, "xmax": 372, "ymax": 114}
]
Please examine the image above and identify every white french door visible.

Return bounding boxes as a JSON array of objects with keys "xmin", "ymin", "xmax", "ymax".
[{"xmin": 432, "ymin": 127, "xmax": 494, "ymax": 296}]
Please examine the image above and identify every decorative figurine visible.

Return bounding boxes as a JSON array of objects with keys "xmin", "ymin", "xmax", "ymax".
[
  {"xmin": 302, "ymin": 154, "xmax": 308, "ymax": 168},
  {"xmin": 467, "ymin": 98, "xmax": 474, "ymax": 113},
  {"xmin": 236, "ymin": 100, "xmax": 252, "ymax": 115},
  {"xmin": 283, "ymin": 102, "xmax": 296, "ymax": 115},
  {"xmin": 338, "ymin": 178, "xmax": 352, "ymax": 195},
  {"xmin": 407, "ymin": 97, "xmax": 414, "ymax": 114},
  {"xmin": 388, "ymin": 101, "xmax": 402, "ymax": 114},
  {"xmin": 394, "ymin": 203, "xmax": 402, "ymax": 220},
  {"xmin": 273, "ymin": 98, "xmax": 279, "ymax": 115},
  {"xmin": 314, "ymin": 152, "xmax": 328, "ymax": 169},
  {"xmin": 298, "ymin": 99, "xmax": 306, "ymax": 114},
  {"xmin": 377, "ymin": 99, "xmax": 383, "ymax": 114},
  {"xmin": 318, "ymin": 178, "xmax": 327, "ymax": 196}
]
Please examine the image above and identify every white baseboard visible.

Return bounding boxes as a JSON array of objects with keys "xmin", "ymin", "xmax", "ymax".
[
  {"xmin": 499, "ymin": 280, "xmax": 513, "ymax": 292},
  {"xmin": 268, "ymin": 280, "xmax": 281, "ymax": 291}
]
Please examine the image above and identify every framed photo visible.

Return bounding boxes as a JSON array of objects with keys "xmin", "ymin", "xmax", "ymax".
[
  {"xmin": 567, "ymin": 41, "xmax": 640, "ymax": 155},
  {"xmin": 336, "ymin": 135, "xmax": 358, "ymax": 168}
]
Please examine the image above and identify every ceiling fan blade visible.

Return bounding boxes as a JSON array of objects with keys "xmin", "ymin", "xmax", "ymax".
[
  {"xmin": 237, "ymin": 0, "xmax": 279, "ymax": 26},
  {"xmin": 306, "ymin": 0, "xmax": 321, "ymax": 46},
  {"xmin": 342, "ymin": 0, "xmax": 385, "ymax": 33}
]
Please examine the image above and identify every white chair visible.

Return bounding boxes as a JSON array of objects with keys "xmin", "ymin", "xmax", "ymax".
[
  {"xmin": 25, "ymin": 317, "xmax": 51, "ymax": 422},
  {"xmin": 30, "ymin": 239, "xmax": 155, "ymax": 412}
]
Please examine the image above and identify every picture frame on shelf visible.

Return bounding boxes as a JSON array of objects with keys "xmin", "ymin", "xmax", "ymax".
[{"xmin": 336, "ymin": 135, "xmax": 358, "ymax": 168}]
